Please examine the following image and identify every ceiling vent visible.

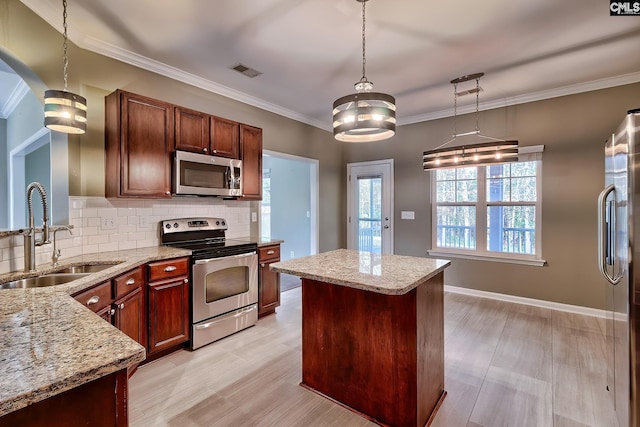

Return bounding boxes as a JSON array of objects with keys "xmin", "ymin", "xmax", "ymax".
[{"xmin": 230, "ymin": 63, "xmax": 262, "ymax": 78}]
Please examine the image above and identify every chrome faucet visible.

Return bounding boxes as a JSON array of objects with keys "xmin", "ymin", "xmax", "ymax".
[
  {"xmin": 24, "ymin": 182, "xmax": 50, "ymax": 272},
  {"xmin": 51, "ymin": 226, "xmax": 73, "ymax": 267}
]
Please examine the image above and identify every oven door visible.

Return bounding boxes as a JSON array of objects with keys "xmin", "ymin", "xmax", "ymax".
[{"xmin": 192, "ymin": 251, "xmax": 258, "ymax": 324}]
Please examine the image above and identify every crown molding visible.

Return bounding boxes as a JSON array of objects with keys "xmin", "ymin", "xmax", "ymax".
[
  {"xmin": 0, "ymin": 80, "xmax": 30, "ymax": 119},
  {"xmin": 398, "ymin": 71, "xmax": 640, "ymax": 126},
  {"xmin": 79, "ymin": 35, "xmax": 331, "ymax": 131},
  {"xmin": 19, "ymin": 0, "xmax": 640, "ymax": 132}
]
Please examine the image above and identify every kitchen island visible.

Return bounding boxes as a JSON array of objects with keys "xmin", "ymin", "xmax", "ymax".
[{"xmin": 271, "ymin": 249, "xmax": 450, "ymax": 427}]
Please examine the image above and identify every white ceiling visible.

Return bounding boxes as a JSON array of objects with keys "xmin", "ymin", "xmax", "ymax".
[{"xmin": 19, "ymin": 0, "xmax": 640, "ymax": 131}]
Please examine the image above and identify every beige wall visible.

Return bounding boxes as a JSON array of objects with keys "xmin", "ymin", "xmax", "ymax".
[
  {"xmin": 345, "ymin": 83, "xmax": 640, "ymax": 309},
  {"xmin": 0, "ymin": 0, "xmax": 345, "ymax": 253}
]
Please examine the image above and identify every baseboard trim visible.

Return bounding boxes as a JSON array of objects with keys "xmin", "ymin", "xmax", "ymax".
[{"xmin": 444, "ymin": 285, "xmax": 608, "ymax": 319}]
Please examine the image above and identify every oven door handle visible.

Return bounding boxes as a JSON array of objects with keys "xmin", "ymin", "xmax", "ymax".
[
  {"xmin": 194, "ymin": 305, "xmax": 257, "ymax": 329},
  {"xmin": 194, "ymin": 251, "xmax": 256, "ymax": 264}
]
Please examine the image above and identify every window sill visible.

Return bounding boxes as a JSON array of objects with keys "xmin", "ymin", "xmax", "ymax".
[{"xmin": 426, "ymin": 250, "xmax": 546, "ymax": 267}]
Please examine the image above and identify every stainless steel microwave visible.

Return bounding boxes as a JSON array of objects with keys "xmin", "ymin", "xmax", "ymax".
[{"xmin": 173, "ymin": 150, "xmax": 242, "ymax": 197}]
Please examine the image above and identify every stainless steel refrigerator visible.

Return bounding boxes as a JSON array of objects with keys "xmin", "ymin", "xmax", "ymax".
[{"xmin": 599, "ymin": 108, "xmax": 640, "ymax": 427}]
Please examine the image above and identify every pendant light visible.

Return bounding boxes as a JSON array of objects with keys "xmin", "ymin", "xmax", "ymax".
[
  {"xmin": 332, "ymin": 0, "xmax": 396, "ymax": 143},
  {"xmin": 44, "ymin": 0, "xmax": 87, "ymax": 134},
  {"xmin": 422, "ymin": 73, "xmax": 518, "ymax": 170}
]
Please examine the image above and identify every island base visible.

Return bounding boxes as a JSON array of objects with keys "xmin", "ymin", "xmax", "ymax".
[{"xmin": 301, "ymin": 273, "xmax": 445, "ymax": 427}]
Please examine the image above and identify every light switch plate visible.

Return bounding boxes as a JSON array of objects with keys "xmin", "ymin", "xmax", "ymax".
[
  {"xmin": 251, "ymin": 212, "xmax": 257, "ymax": 222},
  {"xmin": 401, "ymin": 211, "xmax": 415, "ymax": 220}
]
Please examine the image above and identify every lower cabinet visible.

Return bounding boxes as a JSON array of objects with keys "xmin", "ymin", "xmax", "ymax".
[
  {"xmin": 148, "ymin": 277, "xmax": 190, "ymax": 354},
  {"xmin": 146, "ymin": 257, "xmax": 190, "ymax": 355},
  {"xmin": 0, "ymin": 369, "xmax": 128, "ymax": 427},
  {"xmin": 114, "ymin": 286, "xmax": 146, "ymax": 349},
  {"xmin": 258, "ymin": 244, "xmax": 281, "ymax": 318},
  {"xmin": 72, "ymin": 257, "xmax": 191, "ymax": 359}
]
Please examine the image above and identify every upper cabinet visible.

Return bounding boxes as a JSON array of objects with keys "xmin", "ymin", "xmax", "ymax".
[
  {"xmin": 240, "ymin": 124, "xmax": 262, "ymax": 200},
  {"xmin": 105, "ymin": 90, "xmax": 174, "ymax": 198},
  {"xmin": 175, "ymin": 107, "xmax": 239, "ymax": 159},
  {"xmin": 105, "ymin": 89, "xmax": 261, "ymax": 199}
]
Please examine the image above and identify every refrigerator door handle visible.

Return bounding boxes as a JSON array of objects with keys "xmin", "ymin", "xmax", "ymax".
[{"xmin": 598, "ymin": 184, "xmax": 622, "ymax": 285}]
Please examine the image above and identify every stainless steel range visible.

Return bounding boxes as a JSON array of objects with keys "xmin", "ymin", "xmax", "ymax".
[{"xmin": 160, "ymin": 217, "xmax": 258, "ymax": 350}]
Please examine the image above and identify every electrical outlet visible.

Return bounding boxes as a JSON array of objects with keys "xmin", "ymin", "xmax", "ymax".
[
  {"xmin": 139, "ymin": 216, "xmax": 149, "ymax": 228},
  {"xmin": 251, "ymin": 212, "xmax": 257, "ymax": 222},
  {"xmin": 101, "ymin": 215, "xmax": 116, "ymax": 230}
]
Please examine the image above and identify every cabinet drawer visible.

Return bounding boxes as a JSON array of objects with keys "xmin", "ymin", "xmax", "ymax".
[
  {"xmin": 258, "ymin": 245, "xmax": 280, "ymax": 262},
  {"xmin": 114, "ymin": 267, "xmax": 144, "ymax": 299},
  {"xmin": 148, "ymin": 257, "xmax": 189, "ymax": 282},
  {"xmin": 74, "ymin": 281, "xmax": 113, "ymax": 313}
]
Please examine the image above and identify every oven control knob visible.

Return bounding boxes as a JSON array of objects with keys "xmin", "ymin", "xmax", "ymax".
[
  {"xmin": 221, "ymin": 221, "xmax": 226, "ymax": 226},
  {"xmin": 165, "ymin": 224, "xmax": 171, "ymax": 229},
  {"xmin": 173, "ymin": 223, "xmax": 179, "ymax": 228},
  {"xmin": 216, "ymin": 220, "xmax": 220, "ymax": 226}
]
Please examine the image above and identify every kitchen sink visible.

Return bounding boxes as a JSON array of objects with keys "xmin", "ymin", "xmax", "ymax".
[
  {"xmin": 0, "ymin": 273, "xmax": 90, "ymax": 290},
  {"xmin": 54, "ymin": 264, "xmax": 118, "ymax": 274}
]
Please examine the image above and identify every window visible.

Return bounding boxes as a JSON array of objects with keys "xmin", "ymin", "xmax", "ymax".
[{"xmin": 430, "ymin": 152, "xmax": 544, "ymax": 266}]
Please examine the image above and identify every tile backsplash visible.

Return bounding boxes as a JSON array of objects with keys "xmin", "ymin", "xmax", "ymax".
[{"xmin": 0, "ymin": 197, "xmax": 251, "ymax": 275}]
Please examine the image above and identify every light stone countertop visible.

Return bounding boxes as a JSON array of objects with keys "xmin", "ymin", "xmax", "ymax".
[
  {"xmin": 0, "ymin": 245, "xmax": 191, "ymax": 417},
  {"xmin": 270, "ymin": 249, "xmax": 450, "ymax": 295}
]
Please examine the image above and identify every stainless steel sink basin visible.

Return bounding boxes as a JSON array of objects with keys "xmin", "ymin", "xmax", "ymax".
[
  {"xmin": 54, "ymin": 264, "xmax": 117, "ymax": 274},
  {"xmin": 0, "ymin": 273, "xmax": 90, "ymax": 290}
]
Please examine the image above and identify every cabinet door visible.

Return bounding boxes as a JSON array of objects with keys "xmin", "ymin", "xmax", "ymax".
[
  {"xmin": 114, "ymin": 286, "xmax": 147, "ymax": 350},
  {"xmin": 148, "ymin": 278, "xmax": 190, "ymax": 354},
  {"xmin": 211, "ymin": 116, "xmax": 239, "ymax": 158},
  {"xmin": 258, "ymin": 259, "xmax": 280, "ymax": 318},
  {"xmin": 96, "ymin": 305, "xmax": 114, "ymax": 323},
  {"xmin": 175, "ymin": 106, "xmax": 210, "ymax": 154},
  {"xmin": 240, "ymin": 124, "xmax": 262, "ymax": 200},
  {"xmin": 106, "ymin": 90, "xmax": 173, "ymax": 198}
]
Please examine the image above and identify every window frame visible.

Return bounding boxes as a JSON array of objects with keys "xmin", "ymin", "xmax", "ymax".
[{"xmin": 428, "ymin": 147, "xmax": 545, "ymax": 266}]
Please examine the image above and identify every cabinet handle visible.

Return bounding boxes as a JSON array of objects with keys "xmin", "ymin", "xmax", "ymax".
[
  {"xmin": 118, "ymin": 303, "xmax": 125, "ymax": 310},
  {"xmin": 164, "ymin": 265, "xmax": 177, "ymax": 272},
  {"xmin": 109, "ymin": 309, "xmax": 116, "ymax": 316},
  {"xmin": 213, "ymin": 149, "xmax": 217, "ymax": 154},
  {"xmin": 165, "ymin": 191, "xmax": 170, "ymax": 195},
  {"xmin": 87, "ymin": 295, "xmax": 99, "ymax": 305},
  {"xmin": 260, "ymin": 263, "xmax": 266, "ymax": 268},
  {"xmin": 203, "ymin": 148, "xmax": 208, "ymax": 153},
  {"xmin": 126, "ymin": 278, "xmax": 136, "ymax": 285},
  {"xmin": 267, "ymin": 250, "xmax": 275, "ymax": 255},
  {"xmin": 183, "ymin": 278, "xmax": 189, "ymax": 283}
]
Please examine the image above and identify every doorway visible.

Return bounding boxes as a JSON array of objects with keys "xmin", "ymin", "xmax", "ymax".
[
  {"xmin": 261, "ymin": 151, "xmax": 319, "ymax": 291},
  {"xmin": 347, "ymin": 160, "xmax": 394, "ymax": 254}
]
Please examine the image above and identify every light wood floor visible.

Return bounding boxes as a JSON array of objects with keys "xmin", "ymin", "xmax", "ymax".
[{"xmin": 129, "ymin": 289, "xmax": 618, "ymax": 427}]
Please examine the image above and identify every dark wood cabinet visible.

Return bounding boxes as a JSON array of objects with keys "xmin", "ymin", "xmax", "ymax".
[
  {"xmin": 240, "ymin": 124, "xmax": 263, "ymax": 200},
  {"xmin": 73, "ymin": 266, "xmax": 147, "ymax": 351},
  {"xmin": 147, "ymin": 257, "xmax": 190, "ymax": 354},
  {"xmin": 175, "ymin": 106, "xmax": 209, "ymax": 154},
  {"xmin": 114, "ymin": 286, "xmax": 146, "ymax": 350},
  {"xmin": 175, "ymin": 107, "xmax": 239, "ymax": 158},
  {"xmin": 105, "ymin": 90, "xmax": 174, "ymax": 198},
  {"xmin": 211, "ymin": 116, "xmax": 239, "ymax": 158},
  {"xmin": 0, "ymin": 369, "xmax": 128, "ymax": 427},
  {"xmin": 258, "ymin": 244, "xmax": 281, "ymax": 318}
]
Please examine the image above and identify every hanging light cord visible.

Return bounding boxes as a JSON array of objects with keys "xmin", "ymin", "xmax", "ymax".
[
  {"xmin": 360, "ymin": 0, "xmax": 367, "ymax": 83},
  {"xmin": 62, "ymin": 0, "xmax": 69, "ymax": 92},
  {"xmin": 475, "ymin": 76, "xmax": 480, "ymax": 133}
]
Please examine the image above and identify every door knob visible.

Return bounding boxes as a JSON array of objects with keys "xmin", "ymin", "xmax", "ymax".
[{"xmin": 384, "ymin": 225, "xmax": 389, "ymax": 229}]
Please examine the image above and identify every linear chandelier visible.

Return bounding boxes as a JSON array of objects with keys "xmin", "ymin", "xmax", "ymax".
[
  {"xmin": 44, "ymin": 0, "xmax": 87, "ymax": 134},
  {"xmin": 332, "ymin": 0, "xmax": 396, "ymax": 143},
  {"xmin": 422, "ymin": 73, "xmax": 518, "ymax": 170}
]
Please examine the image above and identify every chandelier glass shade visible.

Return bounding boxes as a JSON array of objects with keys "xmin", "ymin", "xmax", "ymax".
[
  {"xmin": 422, "ymin": 73, "xmax": 518, "ymax": 170},
  {"xmin": 44, "ymin": 0, "xmax": 87, "ymax": 135},
  {"xmin": 332, "ymin": 0, "xmax": 396, "ymax": 142}
]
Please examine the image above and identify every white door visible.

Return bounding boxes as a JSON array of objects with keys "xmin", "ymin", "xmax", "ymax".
[{"xmin": 347, "ymin": 160, "xmax": 394, "ymax": 254}]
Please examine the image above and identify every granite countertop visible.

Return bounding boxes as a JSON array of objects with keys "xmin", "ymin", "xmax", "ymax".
[
  {"xmin": 270, "ymin": 249, "xmax": 450, "ymax": 295},
  {"xmin": 255, "ymin": 238, "xmax": 284, "ymax": 247},
  {"xmin": 0, "ymin": 245, "xmax": 191, "ymax": 417}
]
